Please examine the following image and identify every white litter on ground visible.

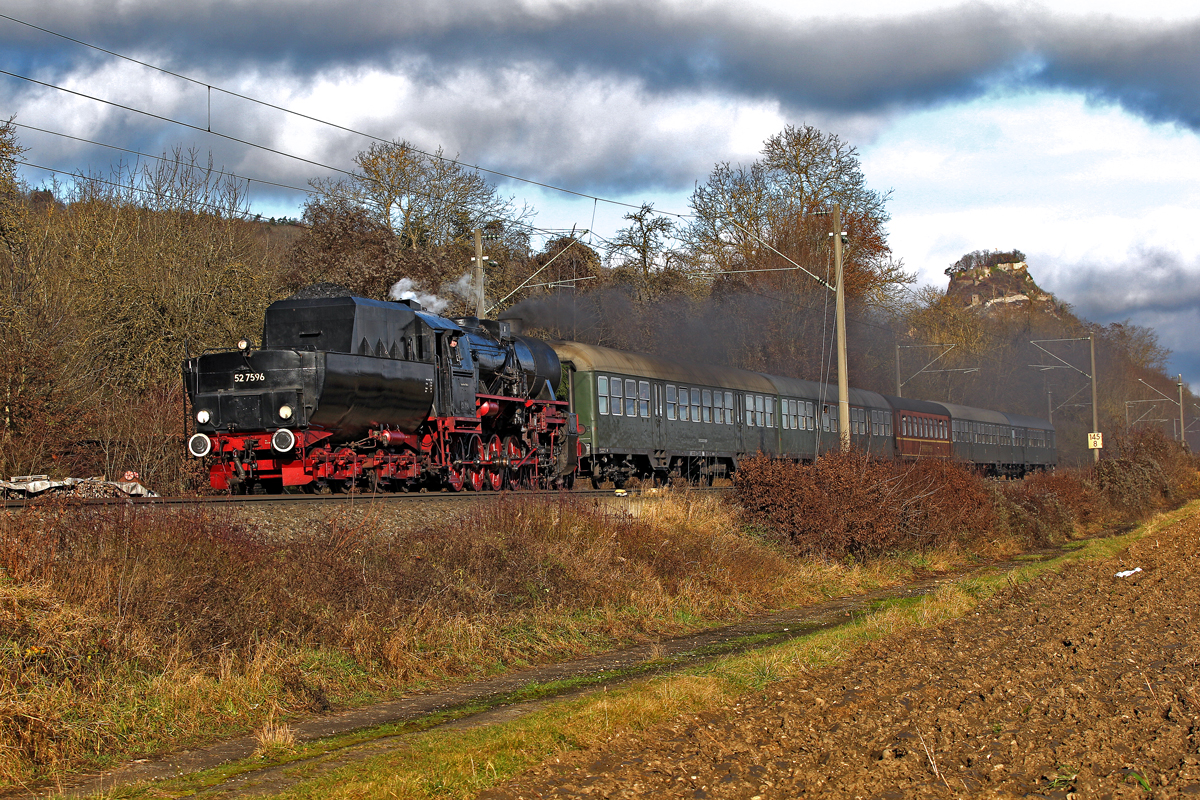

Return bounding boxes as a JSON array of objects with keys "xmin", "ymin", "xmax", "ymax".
[
  {"xmin": 1114, "ymin": 567, "xmax": 1143, "ymax": 578},
  {"xmin": 1, "ymin": 476, "xmax": 157, "ymax": 499}
]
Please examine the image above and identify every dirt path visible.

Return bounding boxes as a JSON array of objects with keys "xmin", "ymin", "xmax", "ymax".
[
  {"xmin": 481, "ymin": 511, "xmax": 1200, "ymax": 800},
  {"xmin": 54, "ymin": 567, "xmax": 996, "ymax": 797}
]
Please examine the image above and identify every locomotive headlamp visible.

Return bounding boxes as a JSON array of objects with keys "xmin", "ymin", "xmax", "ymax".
[
  {"xmin": 278, "ymin": 404, "xmax": 293, "ymax": 420},
  {"xmin": 237, "ymin": 338, "xmax": 251, "ymax": 352},
  {"xmin": 196, "ymin": 409, "xmax": 211, "ymax": 424},
  {"xmin": 188, "ymin": 433, "xmax": 212, "ymax": 458},
  {"xmin": 271, "ymin": 428, "xmax": 296, "ymax": 453}
]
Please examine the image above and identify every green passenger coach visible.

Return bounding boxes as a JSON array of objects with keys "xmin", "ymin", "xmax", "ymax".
[
  {"xmin": 553, "ymin": 341, "xmax": 893, "ymax": 488},
  {"xmin": 554, "ymin": 341, "xmax": 776, "ymax": 487}
]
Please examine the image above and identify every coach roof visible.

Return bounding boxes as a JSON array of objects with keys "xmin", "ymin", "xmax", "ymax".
[{"xmin": 552, "ymin": 341, "xmax": 777, "ymax": 394}]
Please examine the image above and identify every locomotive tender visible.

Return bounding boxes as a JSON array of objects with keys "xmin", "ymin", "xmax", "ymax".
[{"xmin": 183, "ymin": 292, "xmax": 1056, "ymax": 492}]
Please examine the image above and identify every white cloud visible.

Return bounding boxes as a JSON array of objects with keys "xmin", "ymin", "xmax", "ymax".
[{"xmin": 861, "ymin": 89, "xmax": 1200, "ymax": 284}]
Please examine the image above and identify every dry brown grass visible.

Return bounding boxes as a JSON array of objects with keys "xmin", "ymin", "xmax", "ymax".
[{"xmin": 0, "ymin": 491, "xmax": 889, "ymax": 785}]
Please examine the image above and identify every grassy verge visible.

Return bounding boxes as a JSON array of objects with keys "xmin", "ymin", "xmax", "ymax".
[
  {"xmin": 2, "ymin": 491, "xmax": 957, "ymax": 786},
  {"xmin": 7, "ymin": 430, "xmax": 1195, "ymax": 789},
  {"xmin": 90, "ymin": 501, "xmax": 1196, "ymax": 800}
]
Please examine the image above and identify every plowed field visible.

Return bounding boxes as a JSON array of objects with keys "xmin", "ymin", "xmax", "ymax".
[{"xmin": 482, "ymin": 511, "xmax": 1200, "ymax": 799}]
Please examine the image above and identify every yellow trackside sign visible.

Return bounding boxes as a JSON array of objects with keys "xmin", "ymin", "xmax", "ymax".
[{"xmin": 1088, "ymin": 432, "xmax": 1104, "ymax": 449}]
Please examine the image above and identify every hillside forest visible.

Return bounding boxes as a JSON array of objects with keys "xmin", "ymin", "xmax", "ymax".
[{"xmin": 0, "ymin": 119, "xmax": 1192, "ymax": 491}]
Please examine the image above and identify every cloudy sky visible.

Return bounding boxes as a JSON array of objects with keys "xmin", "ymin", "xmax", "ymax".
[{"xmin": 3, "ymin": 0, "xmax": 1200, "ymax": 394}]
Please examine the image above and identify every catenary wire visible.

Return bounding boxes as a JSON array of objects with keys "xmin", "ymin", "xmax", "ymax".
[
  {"xmin": 0, "ymin": 12, "xmax": 689, "ymax": 219},
  {"xmin": 5, "ymin": 120, "xmax": 586, "ymax": 241}
]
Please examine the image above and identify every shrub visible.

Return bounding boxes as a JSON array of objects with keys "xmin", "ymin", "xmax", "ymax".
[{"xmin": 733, "ymin": 451, "xmax": 1002, "ymax": 558}]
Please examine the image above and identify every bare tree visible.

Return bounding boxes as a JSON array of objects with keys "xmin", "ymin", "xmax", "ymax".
[
  {"xmin": 310, "ymin": 140, "xmax": 532, "ymax": 250},
  {"xmin": 605, "ymin": 203, "xmax": 678, "ymax": 276},
  {"xmin": 683, "ymin": 125, "xmax": 909, "ymax": 305}
]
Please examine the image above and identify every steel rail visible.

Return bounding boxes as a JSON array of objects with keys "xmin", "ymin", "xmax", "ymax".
[{"xmin": 1, "ymin": 486, "xmax": 732, "ymax": 511}]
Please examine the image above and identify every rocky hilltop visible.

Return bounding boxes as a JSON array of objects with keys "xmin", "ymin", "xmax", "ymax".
[{"xmin": 945, "ymin": 259, "xmax": 1061, "ymax": 316}]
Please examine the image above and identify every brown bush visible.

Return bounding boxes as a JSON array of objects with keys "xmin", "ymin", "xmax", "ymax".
[
  {"xmin": 1019, "ymin": 468, "xmax": 1097, "ymax": 525},
  {"xmin": 733, "ymin": 451, "xmax": 1005, "ymax": 558},
  {"xmin": 893, "ymin": 458, "xmax": 998, "ymax": 547},
  {"xmin": 734, "ymin": 450, "xmax": 908, "ymax": 558}
]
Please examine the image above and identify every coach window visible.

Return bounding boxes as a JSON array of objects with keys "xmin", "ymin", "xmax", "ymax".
[
  {"xmin": 701, "ymin": 389, "xmax": 712, "ymax": 423},
  {"xmin": 883, "ymin": 413, "xmax": 892, "ymax": 437},
  {"xmin": 610, "ymin": 377, "xmax": 622, "ymax": 416},
  {"xmin": 782, "ymin": 399, "xmax": 790, "ymax": 429},
  {"xmin": 689, "ymin": 388, "xmax": 700, "ymax": 423},
  {"xmin": 639, "ymin": 381, "xmax": 650, "ymax": 417},
  {"xmin": 713, "ymin": 390, "xmax": 724, "ymax": 424},
  {"xmin": 745, "ymin": 395, "xmax": 754, "ymax": 426},
  {"xmin": 654, "ymin": 384, "xmax": 661, "ymax": 417},
  {"xmin": 666, "ymin": 385, "xmax": 677, "ymax": 420},
  {"xmin": 597, "ymin": 376, "xmax": 609, "ymax": 414},
  {"xmin": 625, "ymin": 379, "xmax": 637, "ymax": 417},
  {"xmin": 753, "ymin": 395, "xmax": 763, "ymax": 427},
  {"xmin": 822, "ymin": 404, "xmax": 831, "ymax": 432}
]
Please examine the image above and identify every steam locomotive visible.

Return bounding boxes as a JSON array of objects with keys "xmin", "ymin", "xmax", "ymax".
[
  {"xmin": 184, "ymin": 292, "xmax": 578, "ymax": 493},
  {"xmin": 183, "ymin": 292, "xmax": 1056, "ymax": 493}
]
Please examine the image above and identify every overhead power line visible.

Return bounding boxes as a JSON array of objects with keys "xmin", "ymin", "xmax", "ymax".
[
  {"xmin": 5, "ymin": 120, "xmax": 580, "ymax": 240},
  {"xmin": 0, "ymin": 12, "xmax": 689, "ymax": 219},
  {"xmin": 21, "ymin": 159, "xmax": 247, "ymax": 216}
]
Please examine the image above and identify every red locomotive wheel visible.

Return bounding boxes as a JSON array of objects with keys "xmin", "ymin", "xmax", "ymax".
[
  {"xmin": 464, "ymin": 436, "xmax": 485, "ymax": 492},
  {"xmin": 501, "ymin": 436, "xmax": 522, "ymax": 489},
  {"xmin": 485, "ymin": 435, "xmax": 503, "ymax": 491}
]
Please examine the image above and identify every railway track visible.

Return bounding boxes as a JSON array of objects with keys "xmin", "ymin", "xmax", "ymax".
[{"xmin": 1, "ymin": 485, "xmax": 732, "ymax": 511}]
